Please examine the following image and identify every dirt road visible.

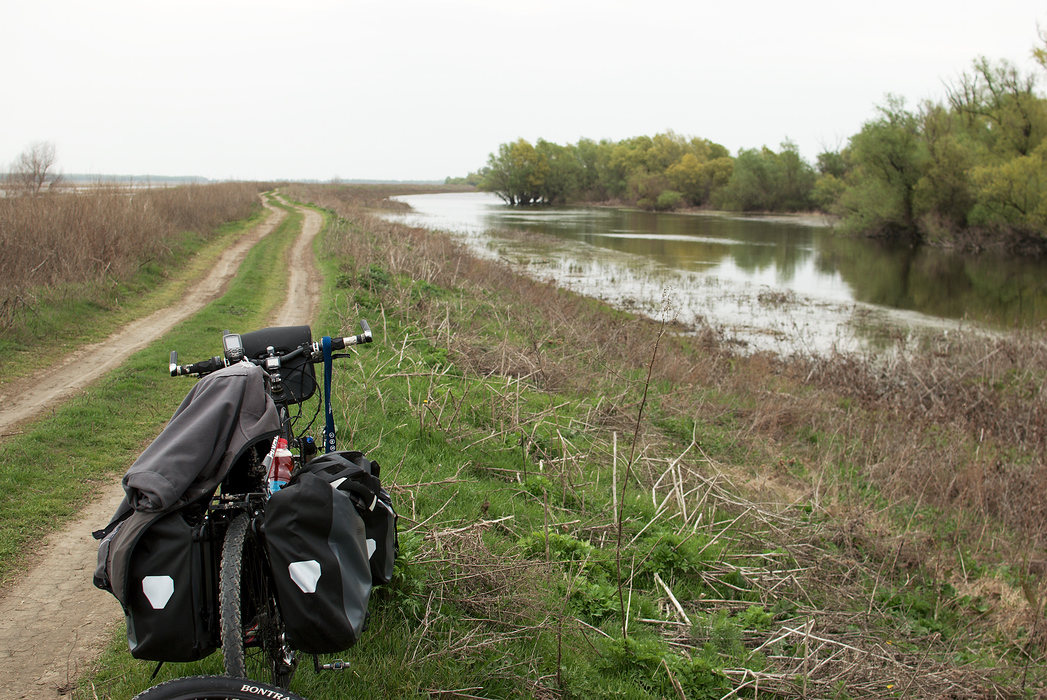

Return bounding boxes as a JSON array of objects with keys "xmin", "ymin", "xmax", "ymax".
[
  {"xmin": 271, "ymin": 197, "xmax": 322, "ymax": 327},
  {"xmin": 0, "ymin": 196, "xmax": 322, "ymax": 699}
]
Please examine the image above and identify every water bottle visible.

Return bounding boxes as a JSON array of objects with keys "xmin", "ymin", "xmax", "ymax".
[
  {"xmin": 267, "ymin": 437, "xmax": 293, "ymax": 494},
  {"xmin": 301, "ymin": 435, "xmax": 317, "ymax": 463}
]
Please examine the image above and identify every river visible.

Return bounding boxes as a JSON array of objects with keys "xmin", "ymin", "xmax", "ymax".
[{"xmin": 384, "ymin": 192, "xmax": 1046, "ymax": 355}]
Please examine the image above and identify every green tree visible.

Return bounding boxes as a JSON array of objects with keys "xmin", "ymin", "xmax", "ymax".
[
  {"xmin": 573, "ymin": 137, "xmax": 608, "ymax": 201},
  {"xmin": 604, "ymin": 136, "xmax": 653, "ymax": 199},
  {"xmin": 775, "ymin": 139, "xmax": 817, "ymax": 210},
  {"xmin": 647, "ymin": 131, "xmax": 688, "ymax": 172},
  {"xmin": 480, "ymin": 139, "xmax": 544, "ymax": 205},
  {"xmin": 534, "ymin": 138, "xmax": 580, "ymax": 204},
  {"xmin": 816, "ymin": 148, "xmax": 849, "ymax": 178},
  {"xmin": 837, "ymin": 95, "xmax": 927, "ymax": 238},
  {"xmin": 666, "ymin": 153, "xmax": 733, "ymax": 206},
  {"xmin": 628, "ymin": 171, "xmax": 674, "ymax": 211},
  {"xmin": 716, "ymin": 141, "xmax": 814, "ymax": 212},
  {"xmin": 969, "ymin": 140, "xmax": 1047, "ymax": 231},
  {"xmin": 812, "ymin": 174, "xmax": 846, "ymax": 211},
  {"xmin": 946, "ymin": 57, "xmax": 1046, "ymax": 159},
  {"xmin": 718, "ymin": 148, "xmax": 774, "ymax": 211},
  {"xmin": 444, "ymin": 171, "xmax": 484, "ymax": 186},
  {"xmin": 913, "ymin": 103, "xmax": 978, "ymax": 236}
]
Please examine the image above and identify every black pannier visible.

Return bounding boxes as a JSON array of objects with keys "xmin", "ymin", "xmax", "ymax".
[
  {"xmin": 93, "ymin": 508, "xmax": 215, "ymax": 662},
  {"xmin": 262, "ymin": 450, "xmax": 398, "ymax": 654},
  {"xmin": 263, "ymin": 471, "xmax": 370, "ymax": 653},
  {"xmin": 306, "ymin": 450, "xmax": 399, "ymax": 585}
]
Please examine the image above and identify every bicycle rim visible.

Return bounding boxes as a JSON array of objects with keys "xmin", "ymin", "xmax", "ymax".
[{"xmin": 219, "ymin": 513, "xmax": 297, "ymax": 687}]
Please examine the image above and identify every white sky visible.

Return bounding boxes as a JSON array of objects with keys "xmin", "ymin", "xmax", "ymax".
[{"xmin": 2, "ymin": 0, "xmax": 1044, "ymax": 182}]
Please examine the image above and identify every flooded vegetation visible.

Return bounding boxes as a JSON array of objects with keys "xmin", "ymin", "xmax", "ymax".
[
  {"xmin": 279, "ymin": 183, "xmax": 1047, "ymax": 698},
  {"xmin": 385, "ymin": 192, "xmax": 1046, "ymax": 355}
]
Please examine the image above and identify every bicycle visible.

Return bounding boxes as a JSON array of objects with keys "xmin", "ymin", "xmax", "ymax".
[{"xmin": 166, "ymin": 321, "xmax": 374, "ymax": 687}]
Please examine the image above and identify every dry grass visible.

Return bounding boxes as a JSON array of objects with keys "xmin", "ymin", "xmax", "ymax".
[
  {"xmin": 286, "ymin": 182, "xmax": 472, "ymax": 212},
  {"xmin": 294, "ymin": 182, "xmax": 1047, "ymax": 547},
  {"xmin": 0, "ymin": 182, "xmax": 261, "ymax": 329},
  {"xmin": 292, "ymin": 183, "xmax": 1047, "ymax": 697}
]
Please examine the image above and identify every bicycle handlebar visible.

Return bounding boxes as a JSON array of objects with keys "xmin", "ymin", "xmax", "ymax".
[
  {"xmin": 331, "ymin": 319, "xmax": 373, "ymax": 351},
  {"xmin": 170, "ymin": 354, "xmax": 226, "ymax": 377},
  {"xmin": 170, "ymin": 321, "xmax": 373, "ymax": 378}
]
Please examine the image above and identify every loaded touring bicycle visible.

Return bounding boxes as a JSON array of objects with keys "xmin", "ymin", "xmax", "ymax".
[{"xmin": 94, "ymin": 322, "xmax": 398, "ymax": 691}]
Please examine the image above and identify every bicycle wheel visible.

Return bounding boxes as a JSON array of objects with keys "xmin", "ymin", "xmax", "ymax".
[
  {"xmin": 219, "ymin": 513, "xmax": 297, "ymax": 687},
  {"xmin": 132, "ymin": 675, "xmax": 307, "ymax": 700}
]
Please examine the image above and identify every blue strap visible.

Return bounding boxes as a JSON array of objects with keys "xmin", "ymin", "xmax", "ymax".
[{"xmin": 322, "ymin": 336, "xmax": 335, "ymax": 453}]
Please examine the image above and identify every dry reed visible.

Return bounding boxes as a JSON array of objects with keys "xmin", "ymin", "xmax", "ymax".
[
  {"xmin": 291, "ymin": 183, "xmax": 1047, "ymax": 697},
  {"xmin": 0, "ymin": 182, "xmax": 261, "ymax": 329}
]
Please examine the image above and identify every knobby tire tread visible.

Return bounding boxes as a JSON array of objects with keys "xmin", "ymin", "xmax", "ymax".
[
  {"xmin": 219, "ymin": 513, "xmax": 250, "ymax": 681},
  {"xmin": 131, "ymin": 674, "xmax": 306, "ymax": 700},
  {"xmin": 219, "ymin": 512, "xmax": 297, "ymax": 688}
]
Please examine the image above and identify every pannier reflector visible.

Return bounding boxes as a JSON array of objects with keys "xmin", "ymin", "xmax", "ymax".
[
  {"xmin": 142, "ymin": 575, "xmax": 175, "ymax": 609},
  {"xmin": 289, "ymin": 560, "xmax": 322, "ymax": 593}
]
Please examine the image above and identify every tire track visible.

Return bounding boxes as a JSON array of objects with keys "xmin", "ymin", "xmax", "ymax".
[
  {"xmin": 0, "ymin": 195, "xmax": 322, "ymax": 699},
  {"xmin": 270, "ymin": 197, "xmax": 322, "ymax": 327},
  {"xmin": 0, "ymin": 196, "xmax": 287, "ymax": 436}
]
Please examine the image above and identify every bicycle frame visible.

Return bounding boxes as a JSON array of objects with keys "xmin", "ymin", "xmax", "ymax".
[{"xmin": 167, "ymin": 321, "xmax": 373, "ymax": 687}]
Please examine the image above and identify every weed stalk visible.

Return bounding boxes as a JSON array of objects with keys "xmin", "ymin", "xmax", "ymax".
[{"xmin": 615, "ymin": 302, "xmax": 668, "ymax": 638}]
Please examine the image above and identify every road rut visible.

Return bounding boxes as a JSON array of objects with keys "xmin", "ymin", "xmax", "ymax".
[{"xmin": 0, "ymin": 196, "xmax": 322, "ymax": 699}]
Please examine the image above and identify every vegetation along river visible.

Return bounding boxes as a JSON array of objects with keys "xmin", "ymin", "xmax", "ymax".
[{"xmin": 386, "ymin": 192, "xmax": 1047, "ymax": 355}]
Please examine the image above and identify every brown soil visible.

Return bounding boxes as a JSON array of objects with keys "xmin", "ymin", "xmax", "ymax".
[
  {"xmin": 0, "ymin": 196, "xmax": 322, "ymax": 699},
  {"xmin": 270, "ymin": 196, "xmax": 322, "ymax": 327}
]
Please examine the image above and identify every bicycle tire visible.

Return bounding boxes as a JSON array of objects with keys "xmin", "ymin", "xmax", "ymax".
[
  {"xmin": 132, "ymin": 675, "xmax": 307, "ymax": 700},
  {"xmin": 219, "ymin": 513, "xmax": 297, "ymax": 687}
]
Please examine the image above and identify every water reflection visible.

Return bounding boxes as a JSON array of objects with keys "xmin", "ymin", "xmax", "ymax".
[
  {"xmin": 384, "ymin": 192, "xmax": 1044, "ymax": 353},
  {"xmin": 822, "ymin": 236, "xmax": 1047, "ymax": 329},
  {"xmin": 490, "ymin": 205, "xmax": 825, "ymax": 284}
]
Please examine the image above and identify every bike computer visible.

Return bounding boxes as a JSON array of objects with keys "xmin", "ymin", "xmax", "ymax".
[{"xmin": 222, "ymin": 332, "xmax": 245, "ymax": 362}]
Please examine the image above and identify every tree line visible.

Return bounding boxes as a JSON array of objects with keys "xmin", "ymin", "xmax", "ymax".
[{"xmin": 455, "ymin": 33, "xmax": 1047, "ymax": 250}]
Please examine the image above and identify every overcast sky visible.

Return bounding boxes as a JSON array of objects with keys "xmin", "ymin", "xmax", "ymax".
[{"xmin": 2, "ymin": 1, "xmax": 1045, "ymax": 182}]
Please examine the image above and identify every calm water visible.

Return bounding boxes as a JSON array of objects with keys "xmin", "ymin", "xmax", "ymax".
[{"xmin": 385, "ymin": 192, "xmax": 1047, "ymax": 354}]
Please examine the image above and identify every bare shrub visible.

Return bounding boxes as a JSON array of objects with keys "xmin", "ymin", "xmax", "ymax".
[{"xmin": 5, "ymin": 141, "xmax": 61, "ymax": 195}]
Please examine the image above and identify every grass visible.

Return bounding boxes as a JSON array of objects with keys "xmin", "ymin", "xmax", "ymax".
[
  {"xmin": 0, "ymin": 193, "xmax": 301, "ymax": 586},
  {"xmin": 0, "ymin": 189, "xmax": 269, "ymax": 384},
  {"xmin": 4, "ymin": 182, "xmax": 1037, "ymax": 698},
  {"xmin": 0, "ymin": 182, "xmax": 263, "ymax": 333}
]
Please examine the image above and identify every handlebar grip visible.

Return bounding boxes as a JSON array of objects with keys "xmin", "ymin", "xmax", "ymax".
[
  {"xmin": 328, "ymin": 320, "xmax": 373, "ymax": 351},
  {"xmin": 170, "ymin": 355, "xmax": 225, "ymax": 377}
]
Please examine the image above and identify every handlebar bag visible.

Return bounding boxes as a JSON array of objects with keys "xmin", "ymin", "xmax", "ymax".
[
  {"xmin": 93, "ymin": 507, "xmax": 215, "ymax": 662},
  {"xmin": 263, "ymin": 470, "xmax": 372, "ymax": 654},
  {"xmin": 241, "ymin": 325, "xmax": 317, "ymax": 405},
  {"xmin": 298, "ymin": 450, "xmax": 399, "ymax": 586}
]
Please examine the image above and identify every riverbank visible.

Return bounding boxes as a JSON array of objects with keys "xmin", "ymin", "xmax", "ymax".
[
  {"xmin": 600, "ymin": 199, "xmax": 837, "ymax": 229},
  {"xmin": 290, "ymin": 184, "xmax": 1045, "ymax": 696},
  {"xmin": 73, "ymin": 183, "xmax": 1047, "ymax": 698}
]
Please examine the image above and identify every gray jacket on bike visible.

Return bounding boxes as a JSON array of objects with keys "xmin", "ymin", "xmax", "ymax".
[{"xmin": 112, "ymin": 362, "xmax": 280, "ymax": 520}]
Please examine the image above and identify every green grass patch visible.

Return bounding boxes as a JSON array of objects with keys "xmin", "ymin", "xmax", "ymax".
[
  {"xmin": 0, "ymin": 198, "xmax": 300, "ymax": 586},
  {"xmin": 0, "ymin": 204, "xmax": 270, "ymax": 383},
  {"xmin": 61, "ymin": 192, "xmax": 1047, "ymax": 698}
]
